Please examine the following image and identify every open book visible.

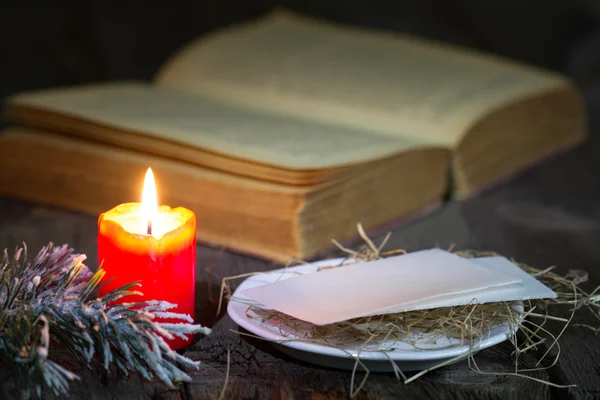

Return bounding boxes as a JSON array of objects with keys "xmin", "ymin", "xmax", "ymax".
[{"xmin": 0, "ymin": 11, "xmax": 587, "ymax": 262}]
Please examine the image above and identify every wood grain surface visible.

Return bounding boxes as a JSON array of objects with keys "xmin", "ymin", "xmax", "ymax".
[{"xmin": 1, "ymin": 139, "xmax": 599, "ymax": 399}]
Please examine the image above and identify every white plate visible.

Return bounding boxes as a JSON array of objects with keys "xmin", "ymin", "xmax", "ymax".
[{"xmin": 227, "ymin": 258, "xmax": 523, "ymax": 372}]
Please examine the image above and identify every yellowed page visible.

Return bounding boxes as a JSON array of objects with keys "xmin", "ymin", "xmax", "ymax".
[
  {"xmin": 155, "ymin": 11, "xmax": 569, "ymax": 147},
  {"xmin": 9, "ymin": 82, "xmax": 424, "ymax": 170}
]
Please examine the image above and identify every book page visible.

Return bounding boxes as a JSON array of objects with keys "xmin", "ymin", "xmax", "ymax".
[
  {"xmin": 155, "ymin": 12, "xmax": 569, "ymax": 147},
  {"xmin": 9, "ymin": 83, "xmax": 426, "ymax": 170}
]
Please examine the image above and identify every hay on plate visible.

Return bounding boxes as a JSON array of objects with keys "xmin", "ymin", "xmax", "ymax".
[{"xmin": 219, "ymin": 224, "xmax": 600, "ymax": 397}]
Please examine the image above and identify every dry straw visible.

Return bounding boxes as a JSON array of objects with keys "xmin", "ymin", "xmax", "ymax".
[{"xmin": 218, "ymin": 225, "xmax": 600, "ymax": 397}]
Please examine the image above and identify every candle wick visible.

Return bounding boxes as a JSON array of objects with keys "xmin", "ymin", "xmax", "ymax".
[{"xmin": 147, "ymin": 220, "xmax": 152, "ymax": 235}]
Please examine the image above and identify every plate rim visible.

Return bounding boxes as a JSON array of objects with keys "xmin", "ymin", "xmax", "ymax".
[{"xmin": 227, "ymin": 257, "xmax": 523, "ymax": 361}]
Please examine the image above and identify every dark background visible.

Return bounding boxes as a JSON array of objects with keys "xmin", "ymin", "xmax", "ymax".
[
  {"xmin": 2, "ymin": 3, "xmax": 600, "ymax": 398},
  {"xmin": 2, "ymin": 0, "xmax": 600, "ymax": 120}
]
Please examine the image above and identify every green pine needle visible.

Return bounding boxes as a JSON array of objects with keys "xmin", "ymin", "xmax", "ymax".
[{"xmin": 0, "ymin": 243, "xmax": 211, "ymax": 398}]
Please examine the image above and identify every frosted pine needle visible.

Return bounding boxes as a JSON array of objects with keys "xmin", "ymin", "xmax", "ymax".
[{"xmin": 0, "ymin": 243, "xmax": 211, "ymax": 398}]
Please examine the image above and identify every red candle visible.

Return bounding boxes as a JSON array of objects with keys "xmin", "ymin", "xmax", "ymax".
[{"xmin": 97, "ymin": 168, "xmax": 196, "ymax": 350}]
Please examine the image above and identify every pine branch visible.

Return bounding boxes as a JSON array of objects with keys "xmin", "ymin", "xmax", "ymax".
[{"xmin": 0, "ymin": 243, "xmax": 211, "ymax": 398}]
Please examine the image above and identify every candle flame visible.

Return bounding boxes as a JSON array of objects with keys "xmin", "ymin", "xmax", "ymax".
[{"xmin": 141, "ymin": 167, "xmax": 158, "ymax": 236}]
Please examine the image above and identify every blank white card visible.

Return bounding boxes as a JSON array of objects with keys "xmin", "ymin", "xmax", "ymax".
[{"xmin": 242, "ymin": 249, "xmax": 524, "ymax": 326}]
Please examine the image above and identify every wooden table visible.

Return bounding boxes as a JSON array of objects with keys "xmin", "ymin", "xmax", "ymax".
[{"xmin": 1, "ymin": 138, "xmax": 599, "ymax": 399}]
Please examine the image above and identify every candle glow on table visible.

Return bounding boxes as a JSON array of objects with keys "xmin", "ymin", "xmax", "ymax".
[{"xmin": 97, "ymin": 168, "xmax": 196, "ymax": 350}]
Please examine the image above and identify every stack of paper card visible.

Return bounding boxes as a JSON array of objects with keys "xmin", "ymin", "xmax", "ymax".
[{"xmin": 241, "ymin": 249, "xmax": 557, "ymax": 326}]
